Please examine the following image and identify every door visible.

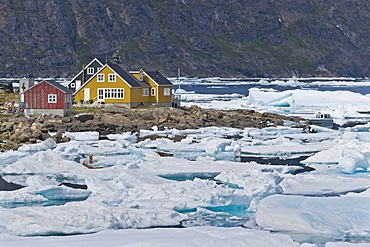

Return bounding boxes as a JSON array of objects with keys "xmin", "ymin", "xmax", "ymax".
[
  {"xmin": 84, "ymin": 88, "xmax": 90, "ymax": 101},
  {"xmin": 98, "ymin": 88, "xmax": 104, "ymax": 102}
]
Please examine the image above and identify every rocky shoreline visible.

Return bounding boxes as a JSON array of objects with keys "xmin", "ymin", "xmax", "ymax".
[{"xmin": 0, "ymin": 105, "xmax": 302, "ymax": 151}]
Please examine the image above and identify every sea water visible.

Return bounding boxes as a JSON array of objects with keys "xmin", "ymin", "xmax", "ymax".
[{"xmin": 179, "ymin": 83, "xmax": 370, "ymax": 95}]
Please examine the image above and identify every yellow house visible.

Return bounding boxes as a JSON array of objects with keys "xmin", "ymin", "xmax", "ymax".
[
  {"xmin": 130, "ymin": 69, "xmax": 173, "ymax": 107},
  {"xmin": 74, "ymin": 58, "xmax": 173, "ymax": 108}
]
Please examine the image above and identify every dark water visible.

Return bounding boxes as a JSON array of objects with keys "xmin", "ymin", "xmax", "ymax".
[
  {"xmin": 179, "ymin": 84, "xmax": 370, "ymax": 96},
  {"xmin": 0, "ymin": 175, "xmax": 23, "ymax": 191}
]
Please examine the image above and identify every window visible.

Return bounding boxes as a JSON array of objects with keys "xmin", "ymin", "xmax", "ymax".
[
  {"xmin": 142, "ymin": 88, "xmax": 149, "ymax": 96},
  {"xmin": 112, "ymin": 88, "xmax": 117, "ymax": 98},
  {"xmin": 164, "ymin": 87, "xmax": 171, "ymax": 96},
  {"xmin": 117, "ymin": 88, "xmax": 124, "ymax": 98},
  {"xmin": 108, "ymin": 74, "xmax": 116, "ymax": 82},
  {"xmin": 97, "ymin": 74, "xmax": 104, "ymax": 82},
  {"xmin": 76, "ymin": 80, "xmax": 81, "ymax": 89},
  {"xmin": 105, "ymin": 88, "xmax": 110, "ymax": 98},
  {"xmin": 48, "ymin": 94, "xmax": 57, "ymax": 103},
  {"xmin": 97, "ymin": 67, "xmax": 102, "ymax": 72},
  {"xmin": 70, "ymin": 82, "xmax": 75, "ymax": 88},
  {"xmin": 87, "ymin": 67, "xmax": 94, "ymax": 75},
  {"xmin": 151, "ymin": 88, "xmax": 156, "ymax": 96},
  {"xmin": 98, "ymin": 88, "xmax": 124, "ymax": 99},
  {"xmin": 139, "ymin": 72, "xmax": 143, "ymax": 81}
]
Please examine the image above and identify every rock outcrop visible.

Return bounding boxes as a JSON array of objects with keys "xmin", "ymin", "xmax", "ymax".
[{"xmin": 0, "ymin": 106, "xmax": 301, "ymax": 151}]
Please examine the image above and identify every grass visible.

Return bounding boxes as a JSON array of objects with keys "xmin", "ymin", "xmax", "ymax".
[{"xmin": 72, "ymin": 106, "xmax": 100, "ymax": 114}]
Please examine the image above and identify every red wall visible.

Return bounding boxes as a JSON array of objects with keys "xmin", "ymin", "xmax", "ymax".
[{"xmin": 24, "ymin": 81, "xmax": 66, "ymax": 109}]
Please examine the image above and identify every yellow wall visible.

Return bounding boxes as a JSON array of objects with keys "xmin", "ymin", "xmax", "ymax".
[
  {"xmin": 131, "ymin": 72, "xmax": 150, "ymax": 103},
  {"xmin": 75, "ymin": 66, "xmax": 138, "ymax": 103},
  {"xmin": 158, "ymin": 86, "xmax": 172, "ymax": 103}
]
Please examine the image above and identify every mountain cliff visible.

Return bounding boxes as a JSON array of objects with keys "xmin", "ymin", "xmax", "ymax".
[{"xmin": 0, "ymin": 0, "xmax": 370, "ymax": 78}]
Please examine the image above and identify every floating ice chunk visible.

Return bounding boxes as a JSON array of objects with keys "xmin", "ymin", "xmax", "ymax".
[
  {"xmin": 17, "ymin": 138, "xmax": 56, "ymax": 152},
  {"xmin": 2, "ymin": 150, "xmax": 86, "ymax": 175},
  {"xmin": 127, "ymin": 146, "xmax": 160, "ymax": 159},
  {"xmin": 25, "ymin": 175, "xmax": 57, "ymax": 188},
  {"xmin": 266, "ymin": 93, "xmax": 293, "ymax": 107},
  {"xmin": 0, "ymin": 227, "xmax": 298, "ymax": 247},
  {"xmin": 325, "ymin": 242, "xmax": 370, "ymax": 247},
  {"xmin": 216, "ymin": 170, "xmax": 283, "ymax": 198},
  {"xmin": 345, "ymin": 187, "xmax": 370, "ymax": 198},
  {"xmin": 64, "ymin": 131, "xmax": 99, "ymax": 141},
  {"xmin": 338, "ymin": 149, "xmax": 369, "ymax": 174},
  {"xmin": 303, "ymin": 132, "xmax": 370, "ymax": 173},
  {"xmin": 35, "ymin": 186, "xmax": 91, "ymax": 201},
  {"xmin": 248, "ymin": 88, "xmax": 370, "ymax": 107},
  {"xmin": 204, "ymin": 138, "xmax": 232, "ymax": 155},
  {"xmin": 255, "ymin": 194, "xmax": 370, "ymax": 243},
  {"xmin": 0, "ymin": 189, "xmax": 47, "ymax": 205},
  {"xmin": 0, "ymin": 201, "xmax": 184, "ymax": 236},
  {"xmin": 0, "ymin": 151, "xmax": 28, "ymax": 170},
  {"xmin": 107, "ymin": 132, "xmax": 137, "ymax": 144},
  {"xmin": 280, "ymin": 173, "xmax": 370, "ymax": 196}
]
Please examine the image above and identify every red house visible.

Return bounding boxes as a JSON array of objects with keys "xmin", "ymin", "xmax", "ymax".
[{"xmin": 23, "ymin": 80, "xmax": 73, "ymax": 116}]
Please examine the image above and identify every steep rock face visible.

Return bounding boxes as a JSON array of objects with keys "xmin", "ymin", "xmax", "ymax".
[{"xmin": 0, "ymin": 0, "xmax": 369, "ymax": 78}]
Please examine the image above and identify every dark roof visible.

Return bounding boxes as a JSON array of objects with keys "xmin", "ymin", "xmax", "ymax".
[
  {"xmin": 146, "ymin": 71, "xmax": 173, "ymax": 86},
  {"xmin": 107, "ymin": 60, "xmax": 149, "ymax": 88},
  {"xmin": 45, "ymin": 80, "xmax": 74, "ymax": 93},
  {"xmin": 96, "ymin": 57, "xmax": 107, "ymax": 65}
]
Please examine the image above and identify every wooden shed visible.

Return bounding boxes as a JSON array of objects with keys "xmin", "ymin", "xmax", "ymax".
[{"xmin": 24, "ymin": 80, "xmax": 73, "ymax": 116}]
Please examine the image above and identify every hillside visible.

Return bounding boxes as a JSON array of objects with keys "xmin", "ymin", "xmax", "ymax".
[{"xmin": 0, "ymin": 0, "xmax": 369, "ymax": 78}]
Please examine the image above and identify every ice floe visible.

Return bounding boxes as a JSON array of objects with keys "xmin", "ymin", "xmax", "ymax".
[
  {"xmin": 0, "ymin": 227, "xmax": 298, "ymax": 247},
  {"xmin": 255, "ymin": 194, "xmax": 370, "ymax": 243},
  {"xmin": 0, "ymin": 122, "xmax": 370, "ymax": 245}
]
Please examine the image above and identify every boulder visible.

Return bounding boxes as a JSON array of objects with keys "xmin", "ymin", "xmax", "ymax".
[
  {"xmin": 19, "ymin": 133, "xmax": 30, "ymax": 143},
  {"xmin": 75, "ymin": 114, "xmax": 94, "ymax": 123}
]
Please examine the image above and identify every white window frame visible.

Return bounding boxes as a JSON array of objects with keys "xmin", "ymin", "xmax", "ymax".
[
  {"xmin": 142, "ymin": 88, "xmax": 149, "ymax": 96},
  {"xmin": 70, "ymin": 82, "xmax": 75, "ymax": 88},
  {"xmin": 98, "ymin": 88, "xmax": 124, "ymax": 99},
  {"xmin": 48, "ymin": 94, "xmax": 57, "ymax": 103},
  {"xmin": 108, "ymin": 74, "xmax": 116, "ymax": 82},
  {"xmin": 97, "ymin": 74, "xmax": 105, "ymax": 82},
  {"xmin": 151, "ymin": 88, "xmax": 156, "ymax": 96},
  {"xmin": 98, "ymin": 88, "xmax": 104, "ymax": 101},
  {"xmin": 139, "ymin": 72, "xmax": 143, "ymax": 81},
  {"xmin": 117, "ymin": 88, "xmax": 124, "ymax": 98},
  {"xmin": 87, "ymin": 67, "xmax": 94, "ymax": 75},
  {"xmin": 97, "ymin": 67, "xmax": 102, "ymax": 72},
  {"xmin": 164, "ymin": 87, "xmax": 171, "ymax": 96}
]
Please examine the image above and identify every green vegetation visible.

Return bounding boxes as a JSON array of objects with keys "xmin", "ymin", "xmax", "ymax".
[{"xmin": 72, "ymin": 106, "xmax": 100, "ymax": 114}]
